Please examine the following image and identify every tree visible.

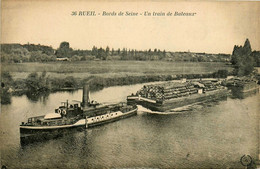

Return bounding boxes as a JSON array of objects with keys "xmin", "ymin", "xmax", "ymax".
[
  {"xmin": 128, "ymin": 49, "xmax": 131, "ymax": 57},
  {"xmin": 25, "ymin": 72, "xmax": 50, "ymax": 93},
  {"xmin": 243, "ymin": 39, "xmax": 252, "ymax": 55},
  {"xmin": 71, "ymin": 55, "xmax": 82, "ymax": 61},
  {"xmin": 6, "ymin": 47, "xmax": 31, "ymax": 62},
  {"xmin": 105, "ymin": 46, "xmax": 110, "ymax": 56},
  {"xmin": 131, "ymin": 49, "xmax": 135, "ymax": 57},
  {"xmin": 111, "ymin": 48, "xmax": 115, "ymax": 56},
  {"xmin": 0, "ymin": 72, "xmax": 13, "ymax": 104},
  {"xmin": 251, "ymin": 51, "xmax": 260, "ymax": 67},
  {"xmin": 163, "ymin": 50, "xmax": 166, "ymax": 57},
  {"xmin": 231, "ymin": 39, "xmax": 255, "ymax": 76},
  {"xmin": 1, "ymin": 52, "xmax": 12, "ymax": 62},
  {"xmin": 97, "ymin": 47, "xmax": 106, "ymax": 60},
  {"xmin": 91, "ymin": 46, "xmax": 98, "ymax": 56},
  {"xmin": 55, "ymin": 41, "xmax": 73, "ymax": 58},
  {"xmin": 1, "ymin": 72, "xmax": 14, "ymax": 88},
  {"xmin": 121, "ymin": 48, "xmax": 127, "ymax": 60},
  {"xmin": 23, "ymin": 43, "xmax": 54, "ymax": 55}
]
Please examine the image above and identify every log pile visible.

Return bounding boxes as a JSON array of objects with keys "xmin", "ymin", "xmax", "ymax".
[
  {"xmin": 136, "ymin": 82, "xmax": 198, "ymax": 101},
  {"xmin": 225, "ymin": 77, "xmax": 258, "ymax": 88},
  {"xmin": 136, "ymin": 80, "xmax": 225, "ymax": 101},
  {"xmin": 199, "ymin": 81, "xmax": 224, "ymax": 92}
]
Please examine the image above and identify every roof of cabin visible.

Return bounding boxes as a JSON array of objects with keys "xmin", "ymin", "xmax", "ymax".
[{"xmin": 44, "ymin": 113, "xmax": 62, "ymax": 120}]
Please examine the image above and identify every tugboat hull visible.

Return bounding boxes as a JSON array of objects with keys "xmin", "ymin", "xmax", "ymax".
[
  {"xmin": 20, "ymin": 107, "xmax": 138, "ymax": 143},
  {"xmin": 86, "ymin": 108, "xmax": 137, "ymax": 128},
  {"xmin": 20, "ymin": 119, "xmax": 86, "ymax": 131}
]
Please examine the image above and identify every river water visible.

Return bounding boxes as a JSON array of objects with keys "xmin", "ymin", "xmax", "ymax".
[{"xmin": 0, "ymin": 83, "xmax": 259, "ymax": 168}]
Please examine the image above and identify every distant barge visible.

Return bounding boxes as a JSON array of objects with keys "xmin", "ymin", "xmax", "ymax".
[
  {"xmin": 127, "ymin": 80, "xmax": 229, "ymax": 112},
  {"xmin": 20, "ymin": 85, "xmax": 137, "ymax": 140},
  {"xmin": 225, "ymin": 77, "xmax": 259, "ymax": 93},
  {"xmin": 225, "ymin": 77, "xmax": 259, "ymax": 98}
]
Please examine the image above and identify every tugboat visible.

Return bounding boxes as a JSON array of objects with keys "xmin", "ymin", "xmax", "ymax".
[{"xmin": 20, "ymin": 85, "xmax": 137, "ymax": 141}]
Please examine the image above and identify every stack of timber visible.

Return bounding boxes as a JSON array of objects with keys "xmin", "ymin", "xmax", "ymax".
[
  {"xmin": 127, "ymin": 80, "xmax": 228, "ymax": 112},
  {"xmin": 136, "ymin": 82, "xmax": 198, "ymax": 101},
  {"xmin": 225, "ymin": 77, "xmax": 259, "ymax": 93}
]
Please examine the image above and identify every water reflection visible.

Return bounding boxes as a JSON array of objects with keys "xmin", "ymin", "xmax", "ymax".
[
  {"xmin": 25, "ymin": 91, "xmax": 50, "ymax": 103},
  {"xmin": 1, "ymin": 91, "xmax": 11, "ymax": 104},
  {"xmin": 229, "ymin": 86, "xmax": 259, "ymax": 99},
  {"xmin": 20, "ymin": 126, "xmax": 86, "ymax": 146}
]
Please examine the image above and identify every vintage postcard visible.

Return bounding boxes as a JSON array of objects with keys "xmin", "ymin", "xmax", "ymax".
[{"xmin": 1, "ymin": 0, "xmax": 259, "ymax": 168}]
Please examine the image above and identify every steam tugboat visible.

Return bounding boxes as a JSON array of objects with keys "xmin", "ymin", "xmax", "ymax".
[{"xmin": 20, "ymin": 85, "xmax": 137, "ymax": 141}]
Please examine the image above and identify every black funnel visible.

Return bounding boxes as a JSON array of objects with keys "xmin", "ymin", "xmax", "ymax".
[{"xmin": 82, "ymin": 85, "xmax": 90, "ymax": 107}]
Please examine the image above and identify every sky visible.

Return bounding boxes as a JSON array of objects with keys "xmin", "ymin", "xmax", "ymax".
[{"xmin": 1, "ymin": 0, "xmax": 260, "ymax": 54}]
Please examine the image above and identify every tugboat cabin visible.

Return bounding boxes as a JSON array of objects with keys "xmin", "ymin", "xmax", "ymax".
[{"xmin": 55, "ymin": 100, "xmax": 82, "ymax": 118}]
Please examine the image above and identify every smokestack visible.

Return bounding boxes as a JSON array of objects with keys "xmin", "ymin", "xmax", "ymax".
[{"xmin": 82, "ymin": 85, "xmax": 90, "ymax": 107}]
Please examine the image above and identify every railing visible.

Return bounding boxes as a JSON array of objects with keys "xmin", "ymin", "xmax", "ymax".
[{"xmin": 25, "ymin": 116, "xmax": 81, "ymax": 126}]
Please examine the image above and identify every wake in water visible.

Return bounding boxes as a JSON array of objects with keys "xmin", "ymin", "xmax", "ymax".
[
  {"xmin": 137, "ymin": 105, "xmax": 191, "ymax": 115},
  {"xmin": 136, "ymin": 99, "xmax": 218, "ymax": 115}
]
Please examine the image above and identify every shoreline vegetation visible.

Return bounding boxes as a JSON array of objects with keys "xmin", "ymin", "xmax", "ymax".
[
  {"xmin": 1, "ymin": 65, "xmax": 230, "ymax": 104},
  {"xmin": 1, "ymin": 42, "xmax": 232, "ymax": 63},
  {"xmin": 1, "ymin": 39, "xmax": 260, "ymax": 104}
]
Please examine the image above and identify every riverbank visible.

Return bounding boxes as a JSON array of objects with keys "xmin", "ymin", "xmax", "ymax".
[
  {"xmin": 1, "ymin": 61, "xmax": 232, "ymax": 104},
  {"xmin": 1, "ymin": 69, "xmax": 230, "ymax": 104},
  {"xmin": 2, "ymin": 61, "xmax": 232, "ymax": 79}
]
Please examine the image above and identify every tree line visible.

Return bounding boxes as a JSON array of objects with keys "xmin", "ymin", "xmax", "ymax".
[{"xmin": 1, "ymin": 41, "xmax": 231, "ymax": 63}]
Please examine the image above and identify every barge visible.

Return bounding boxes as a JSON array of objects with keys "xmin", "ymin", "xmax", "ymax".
[
  {"xmin": 20, "ymin": 85, "xmax": 137, "ymax": 141},
  {"xmin": 127, "ymin": 80, "xmax": 229, "ymax": 112},
  {"xmin": 225, "ymin": 77, "xmax": 259, "ymax": 98},
  {"xmin": 225, "ymin": 77, "xmax": 259, "ymax": 92}
]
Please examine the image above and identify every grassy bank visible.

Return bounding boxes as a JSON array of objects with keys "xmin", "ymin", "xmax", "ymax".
[
  {"xmin": 1, "ymin": 71, "xmax": 230, "ymax": 104},
  {"xmin": 1, "ymin": 61, "xmax": 232, "ymax": 79},
  {"xmin": 1, "ymin": 61, "xmax": 232, "ymax": 104}
]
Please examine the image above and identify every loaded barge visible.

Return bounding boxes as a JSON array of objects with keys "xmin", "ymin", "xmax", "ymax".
[
  {"xmin": 20, "ymin": 85, "xmax": 137, "ymax": 141},
  {"xmin": 225, "ymin": 77, "xmax": 259, "ymax": 92},
  {"xmin": 225, "ymin": 77, "xmax": 259, "ymax": 98},
  {"xmin": 127, "ymin": 80, "xmax": 229, "ymax": 112}
]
